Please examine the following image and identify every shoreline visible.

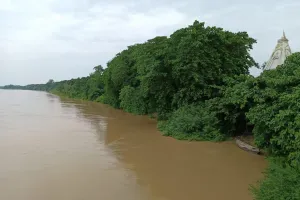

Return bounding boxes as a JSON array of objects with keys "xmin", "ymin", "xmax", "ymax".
[{"xmin": 51, "ymin": 90, "xmax": 264, "ymax": 156}]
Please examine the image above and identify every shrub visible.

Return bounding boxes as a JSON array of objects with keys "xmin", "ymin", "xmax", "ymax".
[
  {"xmin": 158, "ymin": 103, "xmax": 225, "ymax": 141},
  {"xmin": 119, "ymin": 86, "xmax": 148, "ymax": 115},
  {"xmin": 247, "ymin": 53, "xmax": 300, "ymax": 159},
  {"xmin": 251, "ymin": 158, "xmax": 300, "ymax": 200}
]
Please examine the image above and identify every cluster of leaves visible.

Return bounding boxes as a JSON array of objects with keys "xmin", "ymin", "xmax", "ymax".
[
  {"xmin": 104, "ymin": 21, "xmax": 257, "ymax": 120},
  {"xmin": 157, "ymin": 102, "xmax": 224, "ymax": 141},
  {"xmin": 251, "ymin": 157, "xmax": 300, "ymax": 200},
  {"xmin": 158, "ymin": 74, "xmax": 256, "ymax": 141},
  {"xmin": 50, "ymin": 65, "xmax": 105, "ymax": 101},
  {"xmin": 245, "ymin": 53, "xmax": 300, "ymax": 163},
  {"xmin": 235, "ymin": 53, "xmax": 300, "ymax": 200}
]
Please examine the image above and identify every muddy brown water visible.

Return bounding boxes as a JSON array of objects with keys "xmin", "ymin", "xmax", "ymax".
[{"xmin": 0, "ymin": 90, "xmax": 266, "ymax": 200}]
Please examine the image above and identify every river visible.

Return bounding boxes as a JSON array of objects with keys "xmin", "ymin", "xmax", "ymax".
[{"xmin": 0, "ymin": 90, "xmax": 266, "ymax": 200}]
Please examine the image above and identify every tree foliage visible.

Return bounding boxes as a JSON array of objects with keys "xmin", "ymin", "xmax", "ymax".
[
  {"xmin": 246, "ymin": 53, "xmax": 300, "ymax": 162},
  {"xmin": 158, "ymin": 102, "xmax": 224, "ymax": 141},
  {"xmin": 251, "ymin": 158, "xmax": 300, "ymax": 200},
  {"xmin": 103, "ymin": 21, "xmax": 257, "ymax": 119},
  {"xmin": 246, "ymin": 53, "xmax": 300, "ymax": 200}
]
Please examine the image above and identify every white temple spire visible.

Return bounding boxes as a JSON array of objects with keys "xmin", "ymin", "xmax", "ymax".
[
  {"xmin": 264, "ymin": 31, "xmax": 292, "ymax": 70},
  {"xmin": 283, "ymin": 30, "xmax": 287, "ymax": 40}
]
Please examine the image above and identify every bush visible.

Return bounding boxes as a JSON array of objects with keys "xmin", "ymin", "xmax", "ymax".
[
  {"xmin": 158, "ymin": 103, "xmax": 225, "ymax": 141},
  {"xmin": 247, "ymin": 53, "xmax": 300, "ymax": 159},
  {"xmin": 119, "ymin": 86, "xmax": 147, "ymax": 115},
  {"xmin": 251, "ymin": 158, "xmax": 300, "ymax": 200},
  {"xmin": 248, "ymin": 53, "xmax": 300, "ymax": 200}
]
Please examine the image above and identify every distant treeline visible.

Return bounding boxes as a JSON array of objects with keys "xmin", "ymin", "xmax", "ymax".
[
  {"xmin": 3, "ymin": 21, "xmax": 300, "ymax": 199},
  {"xmin": 1, "ymin": 84, "xmax": 49, "ymax": 90}
]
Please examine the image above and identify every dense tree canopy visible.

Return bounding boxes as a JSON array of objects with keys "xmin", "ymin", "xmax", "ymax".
[
  {"xmin": 102, "ymin": 21, "xmax": 257, "ymax": 119},
  {"xmin": 246, "ymin": 53, "xmax": 300, "ymax": 164}
]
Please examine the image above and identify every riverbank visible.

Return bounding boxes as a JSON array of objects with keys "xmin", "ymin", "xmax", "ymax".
[{"xmin": 51, "ymin": 90, "xmax": 261, "ymax": 155}]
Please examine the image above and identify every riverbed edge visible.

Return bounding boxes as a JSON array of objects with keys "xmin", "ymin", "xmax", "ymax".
[{"xmin": 50, "ymin": 91, "xmax": 265, "ymax": 152}]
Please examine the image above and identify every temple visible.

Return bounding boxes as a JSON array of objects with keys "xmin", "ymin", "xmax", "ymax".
[{"xmin": 264, "ymin": 31, "xmax": 292, "ymax": 70}]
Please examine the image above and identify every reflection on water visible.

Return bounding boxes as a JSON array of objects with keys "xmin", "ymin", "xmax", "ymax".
[{"xmin": 0, "ymin": 90, "xmax": 266, "ymax": 200}]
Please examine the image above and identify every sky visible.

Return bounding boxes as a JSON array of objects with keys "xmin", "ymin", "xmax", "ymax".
[{"xmin": 0, "ymin": 0, "xmax": 300, "ymax": 85}]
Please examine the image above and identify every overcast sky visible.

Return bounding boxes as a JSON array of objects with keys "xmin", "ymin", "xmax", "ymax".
[{"xmin": 0, "ymin": 0, "xmax": 299, "ymax": 85}]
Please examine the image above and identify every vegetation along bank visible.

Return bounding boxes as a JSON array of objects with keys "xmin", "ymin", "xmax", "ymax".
[{"xmin": 2, "ymin": 21, "xmax": 300, "ymax": 199}]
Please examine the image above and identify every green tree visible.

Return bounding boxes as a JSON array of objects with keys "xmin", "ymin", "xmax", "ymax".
[
  {"xmin": 247, "ymin": 53, "xmax": 300, "ymax": 161},
  {"xmin": 93, "ymin": 65, "xmax": 104, "ymax": 74}
]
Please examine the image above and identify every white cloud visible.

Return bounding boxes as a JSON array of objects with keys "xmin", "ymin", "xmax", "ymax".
[
  {"xmin": 0, "ymin": 0, "xmax": 14, "ymax": 11},
  {"xmin": 0, "ymin": 0, "xmax": 300, "ymax": 85}
]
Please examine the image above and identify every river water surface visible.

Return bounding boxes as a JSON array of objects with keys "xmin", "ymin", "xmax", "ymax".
[{"xmin": 0, "ymin": 90, "xmax": 266, "ymax": 200}]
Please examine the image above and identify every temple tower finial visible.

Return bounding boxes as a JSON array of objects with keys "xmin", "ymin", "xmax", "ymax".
[{"xmin": 264, "ymin": 31, "xmax": 292, "ymax": 70}]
